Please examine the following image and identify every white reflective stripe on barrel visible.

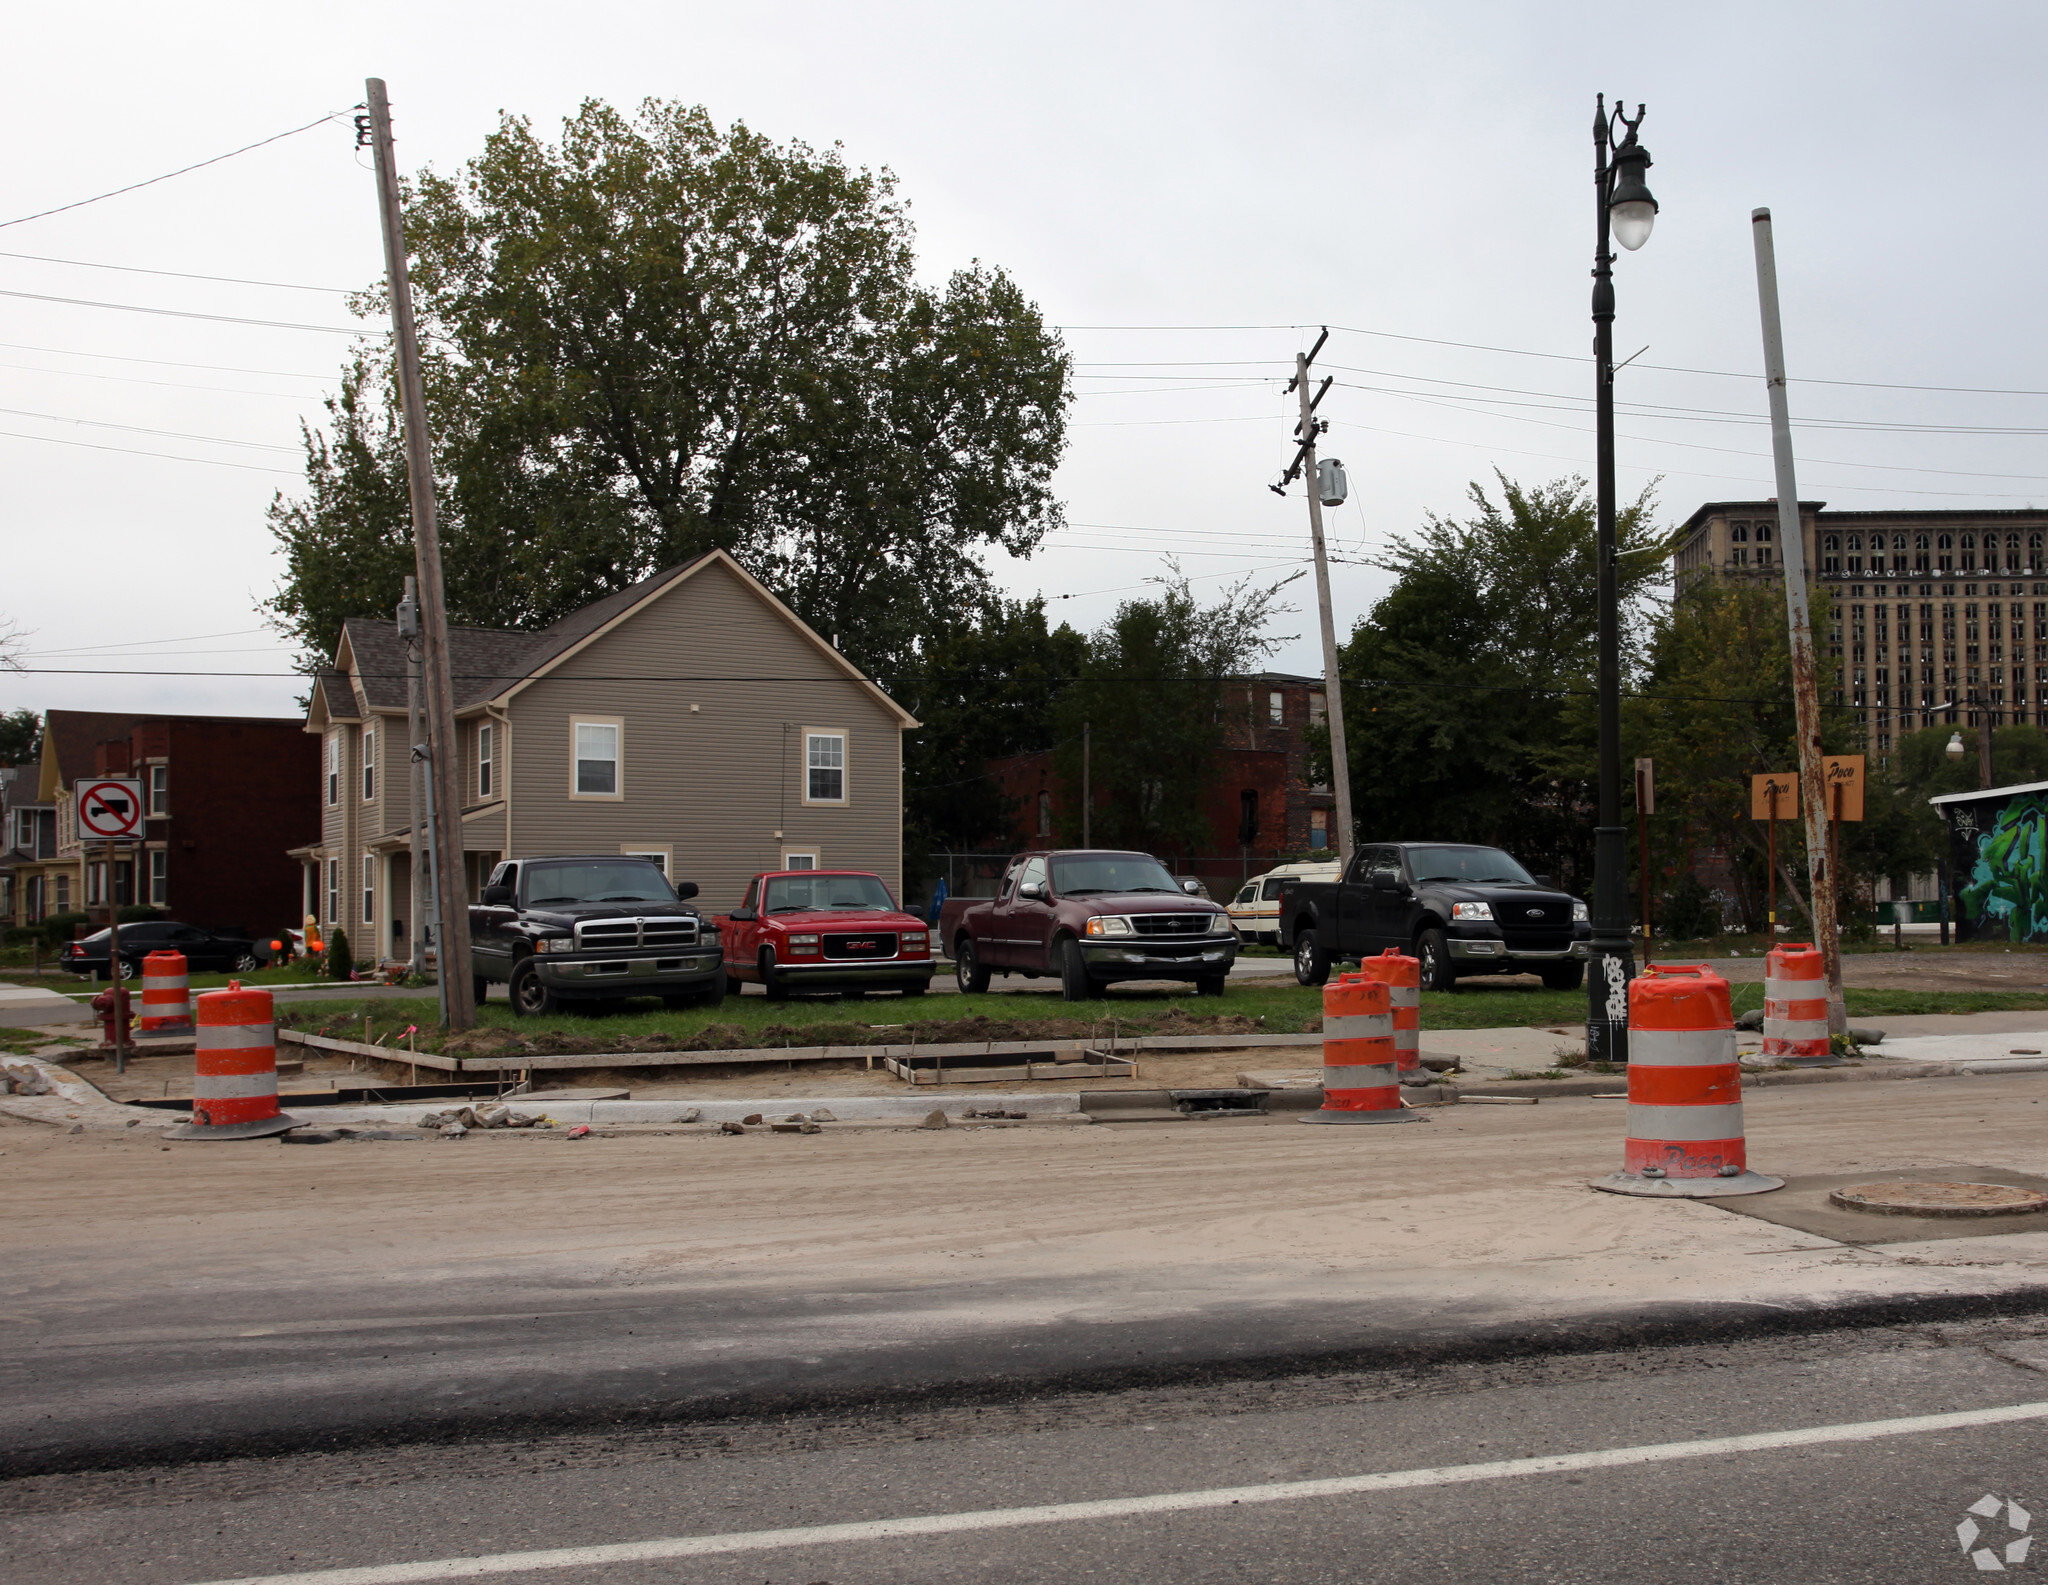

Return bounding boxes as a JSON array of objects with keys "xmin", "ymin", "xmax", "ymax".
[
  {"xmin": 1322, "ymin": 1063, "xmax": 1399, "ymax": 1089},
  {"xmin": 196, "ymin": 1024, "xmax": 277, "ymax": 1050},
  {"xmin": 1323, "ymin": 1013, "xmax": 1394, "ymax": 1039},
  {"xmin": 1387, "ymin": 987, "xmax": 1419, "ymax": 1006},
  {"xmin": 192, "ymin": 1071, "xmax": 280, "ymax": 1099},
  {"xmin": 1764, "ymin": 976, "xmax": 1824, "ymax": 999},
  {"xmin": 1627, "ymin": 1102, "xmax": 1745, "ymax": 1141},
  {"xmin": 1625, "ymin": 1029, "xmax": 1737, "ymax": 1067},
  {"xmin": 142, "ymin": 975, "xmax": 186, "ymax": 990},
  {"xmin": 1765, "ymin": 1019, "xmax": 1831, "ymax": 1043}
]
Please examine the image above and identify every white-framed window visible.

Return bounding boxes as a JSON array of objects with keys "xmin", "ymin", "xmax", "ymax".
[
  {"xmin": 1309, "ymin": 693, "xmax": 1327, "ymax": 724},
  {"xmin": 478, "ymin": 722, "xmax": 494, "ymax": 799},
  {"xmin": 622, "ymin": 846, "xmax": 671, "ymax": 876},
  {"xmin": 803, "ymin": 729, "xmax": 847, "ymax": 805},
  {"xmin": 53, "ymin": 873, "xmax": 70, "ymax": 911},
  {"xmin": 86, "ymin": 861, "xmax": 106, "ymax": 906},
  {"xmin": 570, "ymin": 717, "xmax": 622, "ymax": 799},
  {"xmin": 362, "ymin": 726, "xmax": 376, "ymax": 802},
  {"xmin": 1309, "ymin": 809, "xmax": 1330, "ymax": 850},
  {"xmin": 148, "ymin": 764, "xmax": 169, "ymax": 816},
  {"xmin": 1268, "ymin": 690, "xmax": 1284, "ymax": 724},
  {"xmin": 781, "ymin": 849, "xmax": 819, "ymax": 871},
  {"xmin": 362, "ymin": 854, "xmax": 376, "ymax": 924},
  {"xmin": 149, "ymin": 849, "xmax": 168, "ymax": 907},
  {"xmin": 326, "ymin": 733, "xmax": 340, "ymax": 806},
  {"xmin": 326, "ymin": 858, "xmax": 340, "ymax": 924}
]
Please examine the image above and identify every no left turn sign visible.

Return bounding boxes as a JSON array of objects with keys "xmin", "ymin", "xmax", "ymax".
[{"xmin": 77, "ymin": 778, "xmax": 144, "ymax": 840}]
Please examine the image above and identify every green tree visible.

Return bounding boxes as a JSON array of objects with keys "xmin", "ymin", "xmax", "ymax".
[
  {"xmin": 264, "ymin": 99, "xmax": 1072, "ymax": 681},
  {"xmin": 1335, "ymin": 474, "xmax": 1664, "ymax": 887},
  {"xmin": 898, "ymin": 595, "xmax": 1087, "ymax": 864},
  {"xmin": 0, "ymin": 708, "xmax": 40, "ymax": 766},
  {"xmin": 1050, "ymin": 565, "xmax": 1296, "ymax": 853}
]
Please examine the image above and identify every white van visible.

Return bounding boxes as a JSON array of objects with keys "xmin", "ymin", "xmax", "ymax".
[{"xmin": 1226, "ymin": 859, "xmax": 1343, "ymax": 944}]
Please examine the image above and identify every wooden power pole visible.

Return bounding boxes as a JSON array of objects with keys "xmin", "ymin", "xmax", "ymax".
[{"xmin": 362, "ymin": 79, "xmax": 475, "ymax": 1028}]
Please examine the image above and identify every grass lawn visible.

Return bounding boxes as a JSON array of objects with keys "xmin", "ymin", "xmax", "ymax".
[{"xmin": 274, "ymin": 976, "xmax": 2048, "ymax": 1055}]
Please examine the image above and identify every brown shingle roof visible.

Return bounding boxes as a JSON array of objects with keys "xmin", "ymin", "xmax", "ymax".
[{"xmin": 43, "ymin": 710, "xmax": 147, "ymax": 788}]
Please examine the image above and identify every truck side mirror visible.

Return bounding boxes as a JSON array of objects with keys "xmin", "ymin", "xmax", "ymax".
[
  {"xmin": 672, "ymin": 880, "xmax": 700, "ymax": 901},
  {"xmin": 1535, "ymin": 874, "xmax": 1554, "ymax": 888},
  {"xmin": 480, "ymin": 884, "xmax": 514, "ymax": 906},
  {"xmin": 1018, "ymin": 881, "xmax": 1045, "ymax": 901},
  {"xmin": 1369, "ymin": 872, "xmax": 1396, "ymax": 892},
  {"xmin": 729, "ymin": 907, "xmax": 755, "ymax": 922},
  {"xmin": 1181, "ymin": 878, "xmax": 1201, "ymax": 895}
]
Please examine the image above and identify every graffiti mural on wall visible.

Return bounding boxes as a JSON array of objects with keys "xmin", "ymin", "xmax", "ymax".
[{"xmin": 1950, "ymin": 791, "xmax": 2048, "ymax": 942}]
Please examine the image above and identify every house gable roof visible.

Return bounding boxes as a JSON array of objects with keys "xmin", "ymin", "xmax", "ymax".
[{"xmin": 318, "ymin": 551, "xmax": 918, "ymax": 730}]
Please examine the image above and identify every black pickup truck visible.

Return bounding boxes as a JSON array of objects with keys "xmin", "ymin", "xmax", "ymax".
[
  {"xmin": 1277, "ymin": 842, "xmax": 1590, "ymax": 992},
  {"xmin": 469, "ymin": 854, "xmax": 725, "ymax": 1015}
]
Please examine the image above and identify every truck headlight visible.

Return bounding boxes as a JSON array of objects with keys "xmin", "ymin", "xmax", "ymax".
[
  {"xmin": 787, "ymin": 934, "xmax": 820, "ymax": 950},
  {"xmin": 1085, "ymin": 916, "xmax": 1132, "ymax": 937},
  {"xmin": 1450, "ymin": 902, "xmax": 1493, "ymax": 921},
  {"xmin": 900, "ymin": 931, "xmax": 928, "ymax": 947},
  {"xmin": 1573, "ymin": 901, "xmax": 1590, "ymax": 922},
  {"xmin": 533, "ymin": 937, "xmax": 573, "ymax": 953}
]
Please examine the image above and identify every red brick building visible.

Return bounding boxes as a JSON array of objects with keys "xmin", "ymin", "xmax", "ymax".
[
  {"xmin": 10, "ymin": 711, "xmax": 322, "ymax": 934},
  {"xmin": 982, "ymin": 672, "xmax": 1338, "ymax": 890}
]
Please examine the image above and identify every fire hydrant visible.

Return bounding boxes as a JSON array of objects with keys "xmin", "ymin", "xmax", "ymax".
[{"xmin": 91, "ymin": 986, "xmax": 133, "ymax": 1047}]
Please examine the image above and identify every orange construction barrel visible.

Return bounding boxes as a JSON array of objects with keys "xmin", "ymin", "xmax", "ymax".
[
  {"xmin": 1764, "ymin": 942, "xmax": 1834, "ymax": 1064},
  {"xmin": 1302, "ymin": 971, "xmax": 1419, "ymax": 1124},
  {"xmin": 164, "ymin": 984, "xmax": 300, "ymax": 1140},
  {"xmin": 1356, "ymin": 948, "xmax": 1427, "ymax": 1085},
  {"xmin": 138, "ymin": 949, "xmax": 194, "ymax": 1036},
  {"xmin": 1593, "ymin": 964, "xmax": 1780, "ymax": 1197}
]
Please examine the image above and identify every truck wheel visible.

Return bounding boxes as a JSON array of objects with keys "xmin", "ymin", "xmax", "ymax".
[
  {"xmin": 473, "ymin": 975, "xmax": 490, "ymax": 1007},
  {"xmin": 760, "ymin": 950, "xmax": 789, "ymax": 1002},
  {"xmin": 954, "ymin": 938, "xmax": 991, "ymax": 995},
  {"xmin": 1196, "ymin": 973, "xmax": 1228, "ymax": 996},
  {"xmin": 1293, "ymin": 928, "xmax": 1330, "ymax": 986},
  {"xmin": 1059, "ymin": 938, "xmax": 1094, "ymax": 1001},
  {"xmin": 1416, "ymin": 928, "xmax": 1457, "ymax": 992},
  {"xmin": 1540, "ymin": 962, "xmax": 1584, "ymax": 991},
  {"xmin": 508, "ymin": 960, "xmax": 559, "ymax": 1017}
]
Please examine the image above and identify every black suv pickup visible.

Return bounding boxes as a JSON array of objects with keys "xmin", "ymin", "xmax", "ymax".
[
  {"xmin": 469, "ymin": 855, "xmax": 725, "ymax": 1015},
  {"xmin": 1277, "ymin": 842, "xmax": 1590, "ymax": 992}
]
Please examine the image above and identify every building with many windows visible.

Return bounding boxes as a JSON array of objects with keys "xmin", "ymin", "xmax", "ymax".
[{"xmin": 1671, "ymin": 501, "xmax": 2048, "ymax": 758}]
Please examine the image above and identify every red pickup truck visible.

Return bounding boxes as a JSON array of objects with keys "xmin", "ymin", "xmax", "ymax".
[
  {"xmin": 718, "ymin": 869, "xmax": 936, "ymax": 1000},
  {"xmin": 938, "ymin": 848, "xmax": 1237, "ymax": 1000}
]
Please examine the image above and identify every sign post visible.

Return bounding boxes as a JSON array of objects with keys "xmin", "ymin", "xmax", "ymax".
[
  {"xmin": 1751, "ymin": 772, "xmax": 1800, "ymax": 937},
  {"xmin": 1635, "ymin": 758, "xmax": 1655, "ymax": 958},
  {"xmin": 1824, "ymin": 755, "xmax": 1865, "ymax": 931},
  {"xmin": 77, "ymin": 779, "xmax": 143, "ymax": 1072}
]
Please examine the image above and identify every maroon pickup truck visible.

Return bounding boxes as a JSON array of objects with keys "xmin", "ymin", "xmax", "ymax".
[{"xmin": 938, "ymin": 849, "xmax": 1237, "ymax": 1000}]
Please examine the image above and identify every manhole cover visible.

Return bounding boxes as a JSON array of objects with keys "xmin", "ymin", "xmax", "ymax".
[{"xmin": 1828, "ymin": 1181, "xmax": 2048, "ymax": 1218}]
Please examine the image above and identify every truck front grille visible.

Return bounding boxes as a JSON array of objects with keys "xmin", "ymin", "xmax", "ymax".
[
  {"xmin": 574, "ymin": 916, "xmax": 700, "ymax": 951},
  {"xmin": 824, "ymin": 932, "xmax": 899, "ymax": 959},
  {"xmin": 1130, "ymin": 912, "xmax": 1216, "ymax": 937}
]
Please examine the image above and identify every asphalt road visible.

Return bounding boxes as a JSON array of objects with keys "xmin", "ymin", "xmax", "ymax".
[{"xmin": 9, "ymin": 1315, "xmax": 2048, "ymax": 1583}]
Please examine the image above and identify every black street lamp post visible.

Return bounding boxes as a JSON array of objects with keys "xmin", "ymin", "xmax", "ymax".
[{"xmin": 1587, "ymin": 95, "xmax": 1658, "ymax": 1065}]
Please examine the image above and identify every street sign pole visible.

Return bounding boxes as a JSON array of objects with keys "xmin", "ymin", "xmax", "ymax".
[{"xmin": 107, "ymin": 840, "xmax": 125, "ymax": 1073}]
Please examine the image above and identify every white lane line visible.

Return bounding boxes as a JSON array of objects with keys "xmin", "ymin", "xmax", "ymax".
[{"xmin": 193, "ymin": 1399, "xmax": 2048, "ymax": 1585}]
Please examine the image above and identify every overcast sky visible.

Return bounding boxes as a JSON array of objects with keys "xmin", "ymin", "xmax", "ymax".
[{"xmin": 5, "ymin": 0, "xmax": 2045, "ymax": 722}]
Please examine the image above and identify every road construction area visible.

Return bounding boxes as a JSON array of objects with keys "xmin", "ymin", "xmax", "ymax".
[{"xmin": 10, "ymin": 1036, "xmax": 2048, "ymax": 1581}]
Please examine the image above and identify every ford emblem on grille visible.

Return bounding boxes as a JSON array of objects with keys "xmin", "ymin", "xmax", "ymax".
[{"xmin": 1526, "ymin": 908, "xmax": 1544, "ymax": 917}]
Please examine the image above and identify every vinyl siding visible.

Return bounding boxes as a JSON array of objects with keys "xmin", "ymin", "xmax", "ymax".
[{"xmin": 505, "ymin": 559, "xmax": 906, "ymax": 911}]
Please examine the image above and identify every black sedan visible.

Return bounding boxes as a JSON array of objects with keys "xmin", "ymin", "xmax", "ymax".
[{"xmin": 61, "ymin": 921, "xmax": 261, "ymax": 980}]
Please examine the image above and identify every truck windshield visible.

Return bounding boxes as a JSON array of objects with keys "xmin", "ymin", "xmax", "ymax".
[
  {"xmin": 1049, "ymin": 853, "xmax": 1182, "ymax": 896},
  {"xmin": 523, "ymin": 862, "xmax": 676, "ymax": 906},
  {"xmin": 1405, "ymin": 847, "xmax": 1537, "ymax": 886},
  {"xmin": 765, "ymin": 874, "xmax": 897, "ymax": 913}
]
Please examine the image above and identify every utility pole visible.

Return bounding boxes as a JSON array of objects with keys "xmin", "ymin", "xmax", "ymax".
[
  {"xmin": 398, "ymin": 577, "xmax": 434, "ymax": 1006},
  {"xmin": 1081, "ymin": 722, "xmax": 1091, "ymax": 848},
  {"xmin": 361, "ymin": 79, "xmax": 474, "ymax": 1028},
  {"xmin": 1750, "ymin": 207, "xmax": 1845, "ymax": 1038},
  {"xmin": 1271, "ymin": 327, "xmax": 1355, "ymax": 867}
]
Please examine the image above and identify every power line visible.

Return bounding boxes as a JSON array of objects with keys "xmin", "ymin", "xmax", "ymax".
[
  {"xmin": 0, "ymin": 341, "xmax": 332, "ymax": 378},
  {"xmin": 0, "ymin": 404, "xmax": 301, "ymax": 453},
  {"xmin": 0, "ymin": 287, "xmax": 378, "ymax": 336},
  {"xmin": 0, "ymin": 248, "xmax": 353, "ymax": 294},
  {"xmin": 0, "ymin": 428, "xmax": 300, "ymax": 474},
  {"xmin": 0, "ymin": 113, "xmax": 347, "ymax": 231},
  {"xmin": 0, "ymin": 359, "xmax": 327, "ymax": 400}
]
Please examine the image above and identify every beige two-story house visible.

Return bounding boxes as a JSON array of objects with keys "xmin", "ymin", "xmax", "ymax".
[{"xmin": 294, "ymin": 551, "xmax": 918, "ymax": 962}]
